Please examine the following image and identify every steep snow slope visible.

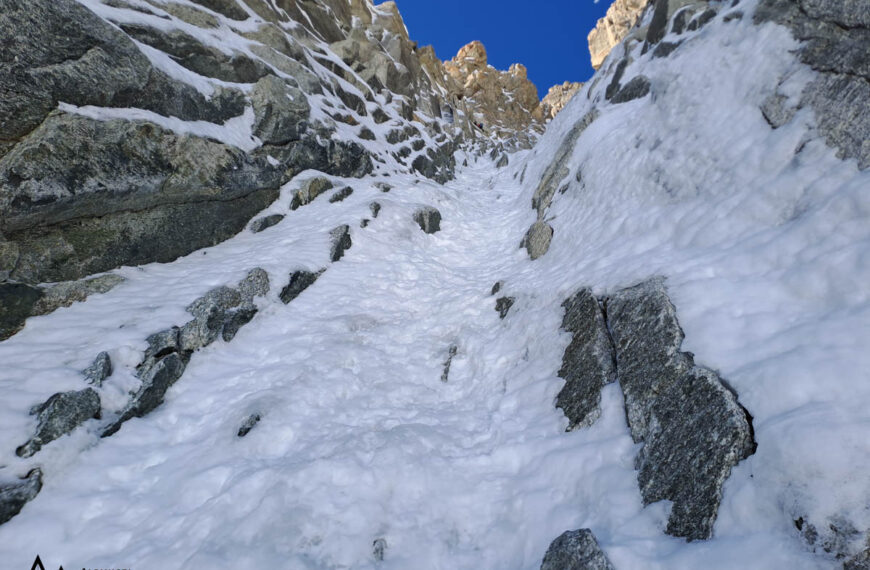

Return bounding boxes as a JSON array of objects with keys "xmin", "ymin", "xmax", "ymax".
[{"xmin": 0, "ymin": 0, "xmax": 868, "ymax": 568}]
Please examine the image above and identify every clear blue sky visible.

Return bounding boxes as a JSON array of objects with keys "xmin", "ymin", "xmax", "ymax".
[{"xmin": 390, "ymin": 1, "xmax": 611, "ymax": 97}]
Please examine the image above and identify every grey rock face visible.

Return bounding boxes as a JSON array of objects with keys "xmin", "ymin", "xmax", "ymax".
[
  {"xmin": 755, "ymin": 0, "xmax": 870, "ymax": 169},
  {"xmin": 556, "ymin": 289, "xmax": 616, "ymax": 430},
  {"xmin": 611, "ymin": 76, "xmax": 651, "ymax": 104},
  {"xmin": 0, "ymin": 469, "xmax": 43, "ymax": 526},
  {"xmin": 523, "ymin": 221, "xmax": 554, "ymax": 260},
  {"xmin": 250, "ymin": 214, "xmax": 285, "ymax": 233},
  {"xmin": 16, "ymin": 389, "xmax": 101, "ymax": 457},
  {"xmin": 532, "ymin": 111, "xmax": 598, "ymax": 216},
  {"xmin": 0, "ymin": 0, "xmax": 243, "ymax": 146},
  {"xmin": 410, "ymin": 139, "xmax": 457, "ymax": 185},
  {"xmin": 237, "ymin": 413, "xmax": 261, "ymax": 437},
  {"xmin": 495, "ymin": 296, "xmax": 515, "ymax": 319},
  {"xmin": 251, "ymin": 75, "xmax": 311, "ymax": 145},
  {"xmin": 83, "ymin": 352, "xmax": 113, "ymax": 387},
  {"xmin": 188, "ymin": 0, "xmax": 249, "ymax": 20},
  {"xmin": 0, "ymin": 283, "xmax": 43, "ymax": 341},
  {"xmin": 413, "ymin": 207, "xmax": 442, "ymax": 234},
  {"xmin": 496, "ymin": 154, "xmax": 509, "ymax": 168},
  {"xmin": 329, "ymin": 225, "xmax": 352, "ymax": 262},
  {"xmin": 606, "ymin": 278, "xmax": 755, "ymax": 540},
  {"xmin": 120, "ymin": 23, "xmax": 271, "ymax": 83},
  {"xmin": 329, "ymin": 186, "xmax": 354, "ymax": 203},
  {"xmin": 540, "ymin": 529, "xmax": 615, "ymax": 570},
  {"xmin": 1, "ymin": 113, "xmax": 283, "ymax": 283},
  {"xmin": 290, "ymin": 177, "xmax": 334, "ymax": 210},
  {"xmin": 644, "ymin": 0, "xmax": 671, "ymax": 49},
  {"xmin": 370, "ymin": 202, "xmax": 382, "ymax": 218},
  {"xmin": 280, "ymin": 270, "xmax": 323, "ymax": 304}
]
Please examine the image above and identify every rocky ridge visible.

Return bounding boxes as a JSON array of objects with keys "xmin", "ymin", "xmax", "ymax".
[{"xmin": 0, "ymin": 0, "xmax": 581, "ymax": 331}]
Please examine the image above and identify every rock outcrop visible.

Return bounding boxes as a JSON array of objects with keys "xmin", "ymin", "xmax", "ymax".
[
  {"xmin": 605, "ymin": 279, "xmax": 756, "ymax": 540},
  {"xmin": 588, "ymin": 0, "xmax": 649, "ymax": 70},
  {"xmin": 755, "ymin": 0, "xmax": 870, "ymax": 169},
  {"xmin": 0, "ymin": 470, "xmax": 43, "ymax": 526},
  {"xmin": 16, "ymin": 389, "xmax": 101, "ymax": 458},
  {"xmin": 540, "ymin": 529, "xmax": 615, "ymax": 570},
  {"xmin": 102, "ymin": 268, "xmax": 270, "ymax": 438},
  {"xmin": 555, "ymin": 289, "xmax": 616, "ymax": 430},
  {"xmin": 541, "ymin": 82, "xmax": 584, "ymax": 120},
  {"xmin": 413, "ymin": 207, "xmax": 442, "ymax": 234}
]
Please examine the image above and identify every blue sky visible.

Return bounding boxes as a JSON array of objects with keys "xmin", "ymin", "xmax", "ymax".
[{"xmin": 390, "ymin": 0, "xmax": 611, "ymax": 96}]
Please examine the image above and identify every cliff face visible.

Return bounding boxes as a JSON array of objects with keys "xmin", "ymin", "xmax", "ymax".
[
  {"xmin": 587, "ymin": 0, "xmax": 649, "ymax": 70},
  {"xmin": 0, "ymin": 0, "xmax": 565, "ymax": 288}
]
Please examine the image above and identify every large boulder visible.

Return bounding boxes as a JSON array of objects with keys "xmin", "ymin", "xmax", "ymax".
[{"xmin": 605, "ymin": 278, "xmax": 756, "ymax": 540}]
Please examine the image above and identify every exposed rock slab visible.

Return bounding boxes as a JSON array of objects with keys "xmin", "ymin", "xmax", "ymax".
[
  {"xmin": 540, "ymin": 529, "xmax": 615, "ymax": 570},
  {"xmin": 605, "ymin": 278, "xmax": 755, "ymax": 540},
  {"xmin": 556, "ymin": 289, "xmax": 616, "ymax": 430},
  {"xmin": 16, "ymin": 389, "xmax": 101, "ymax": 457},
  {"xmin": 251, "ymin": 75, "xmax": 310, "ymax": 145},
  {"xmin": 755, "ymin": 0, "xmax": 870, "ymax": 169}
]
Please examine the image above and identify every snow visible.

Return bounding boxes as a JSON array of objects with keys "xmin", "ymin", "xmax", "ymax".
[
  {"xmin": 58, "ymin": 102, "xmax": 261, "ymax": 152},
  {"xmin": 1, "ymin": 0, "xmax": 868, "ymax": 569}
]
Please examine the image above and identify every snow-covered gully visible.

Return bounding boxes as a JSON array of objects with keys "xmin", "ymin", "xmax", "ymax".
[{"xmin": 1, "ymin": 0, "xmax": 868, "ymax": 568}]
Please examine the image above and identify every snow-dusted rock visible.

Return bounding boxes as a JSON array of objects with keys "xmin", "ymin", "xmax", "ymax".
[
  {"xmin": 83, "ymin": 352, "xmax": 113, "ymax": 387},
  {"xmin": 16, "ymin": 389, "xmax": 101, "ymax": 458},
  {"xmin": 280, "ymin": 270, "xmax": 323, "ymax": 304},
  {"xmin": 250, "ymin": 214, "xmax": 286, "ymax": 233},
  {"xmin": 0, "ymin": 470, "xmax": 42, "ymax": 526},
  {"xmin": 606, "ymin": 279, "xmax": 755, "ymax": 540},
  {"xmin": 413, "ymin": 207, "xmax": 442, "ymax": 234},
  {"xmin": 251, "ymin": 76, "xmax": 311, "ymax": 145},
  {"xmin": 540, "ymin": 529, "xmax": 615, "ymax": 570},
  {"xmin": 555, "ymin": 289, "xmax": 616, "ymax": 430}
]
